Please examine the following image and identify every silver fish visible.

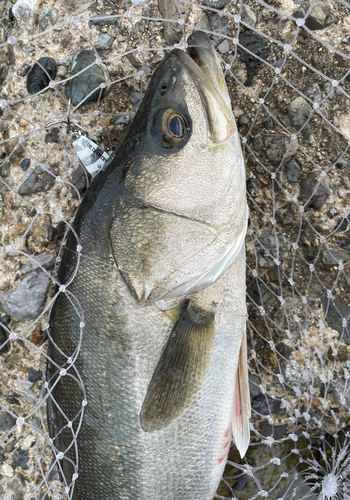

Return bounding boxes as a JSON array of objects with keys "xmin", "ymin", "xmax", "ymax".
[{"xmin": 47, "ymin": 31, "xmax": 250, "ymax": 500}]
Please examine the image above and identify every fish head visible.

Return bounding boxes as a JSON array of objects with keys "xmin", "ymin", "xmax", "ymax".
[{"xmin": 110, "ymin": 31, "xmax": 248, "ymax": 304}]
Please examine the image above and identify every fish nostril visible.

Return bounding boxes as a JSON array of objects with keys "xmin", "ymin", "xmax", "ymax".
[{"xmin": 160, "ymin": 90, "xmax": 166, "ymax": 96}]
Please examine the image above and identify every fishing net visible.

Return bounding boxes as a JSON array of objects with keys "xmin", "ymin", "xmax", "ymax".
[{"xmin": 0, "ymin": 0, "xmax": 350, "ymax": 498}]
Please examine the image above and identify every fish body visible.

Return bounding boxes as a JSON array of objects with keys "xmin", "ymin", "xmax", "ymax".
[{"xmin": 47, "ymin": 32, "xmax": 250, "ymax": 500}]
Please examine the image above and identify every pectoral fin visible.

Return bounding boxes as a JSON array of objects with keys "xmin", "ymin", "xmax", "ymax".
[
  {"xmin": 140, "ymin": 301, "xmax": 214, "ymax": 432},
  {"xmin": 232, "ymin": 329, "xmax": 251, "ymax": 458}
]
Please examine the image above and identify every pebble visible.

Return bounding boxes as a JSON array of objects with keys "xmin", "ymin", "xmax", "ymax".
[
  {"xmin": 285, "ymin": 159, "xmax": 301, "ymax": 183},
  {"xmin": 12, "ymin": 0, "xmax": 40, "ymax": 30},
  {"xmin": 26, "ymin": 57, "xmax": 57, "ymax": 95},
  {"xmin": 12, "ymin": 448, "xmax": 29, "ymax": 470},
  {"xmin": 337, "ymin": 186, "xmax": 345, "ymax": 198},
  {"xmin": 341, "ymin": 176, "xmax": 350, "ymax": 189},
  {"xmin": 241, "ymin": 4, "xmax": 256, "ymax": 27},
  {"xmin": 237, "ymin": 114, "xmax": 249, "ymax": 127},
  {"xmin": 320, "ymin": 296, "xmax": 350, "ymax": 342},
  {"xmin": 328, "ymin": 344, "xmax": 349, "ymax": 362},
  {"xmin": 70, "ymin": 164, "xmax": 88, "ymax": 199},
  {"xmin": 17, "ymin": 63, "xmax": 31, "ymax": 77},
  {"xmin": 131, "ymin": 0, "xmax": 148, "ymax": 5},
  {"xmin": 251, "ymin": 393, "xmax": 286, "ymax": 416},
  {"xmin": 45, "ymin": 127, "xmax": 60, "ymax": 143},
  {"xmin": 38, "ymin": 8, "xmax": 58, "ymax": 32},
  {"xmin": 95, "ymin": 33, "xmax": 114, "ymax": 51},
  {"xmin": 58, "ymin": 58, "xmax": 71, "ymax": 67},
  {"xmin": 322, "ymin": 81, "xmax": 335, "ymax": 99},
  {"xmin": 0, "ymin": 447, "xmax": 3, "ymax": 463},
  {"xmin": 113, "ymin": 114, "xmax": 130, "ymax": 126},
  {"xmin": 65, "ymin": 49, "xmax": 111, "ymax": 107},
  {"xmin": 327, "ymin": 206, "xmax": 338, "ymax": 219},
  {"xmin": 0, "ymin": 160, "xmax": 10, "ymax": 177},
  {"xmin": 0, "ymin": 412, "xmax": 15, "ymax": 431},
  {"xmin": 247, "ymin": 177, "xmax": 259, "ymax": 198},
  {"xmin": 292, "ymin": 0, "xmax": 334, "ymax": 30},
  {"xmin": 321, "ymin": 249, "xmax": 347, "ymax": 266},
  {"xmin": 263, "ymin": 134, "xmax": 298, "ymax": 166},
  {"xmin": 130, "ymin": 90, "xmax": 145, "ymax": 112},
  {"xmin": 336, "ymin": 158, "xmax": 348, "ymax": 169},
  {"xmin": 281, "ymin": 361, "xmax": 309, "ymax": 389},
  {"xmin": 21, "ymin": 254, "xmax": 54, "ymax": 274},
  {"xmin": 3, "ymin": 473, "xmax": 27, "ymax": 500},
  {"xmin": 252, "ymin": 136, "xmax": 263, "ymax": 152},
  {"xmin": 259, "ymin": 422, "xmax": 288, "ymax": 440},
  {"xmin": 249, "ymin": 373, "xmax": 261, "ymax": 398},
  {"xmin": 19, "ymin": 158, "xmax": 30, "ymax": 171},
  {"xmin": 18, "ymin": 163, "xmax": 55, "ymax": 196},
  {"xmin": 0, "ymin": 324, "xmax": 10, "ymax": 354},
  {"xmin": 304, "ymin": 83, "xmax": 322, "ymax": 104},
  {"xmin": 257, "ymin": 229, "xmax": 291, "ymax": 268},
  {"xmin": 209, "ymin": 13, "xmax": 230, "ymax": 47},
  {"xmin": 238, "ymin": 32, "xmax": 270, "ymax": 86},
  {"xmin": 299, "ymin": 171, "xmax": 330, "ymax": 210},
  {"xmin": 1, "ymin": 270, "xmax": 51, "ymax": 321},
  {"xmin": 287, "ymin": 97, "xmax": 311, "ymax": 139},
  {"xmin": 0, "ymin": 463, "xmax": 14, "ymax": 478},
  {"xmin": 217, "ymin": 39, "xmax": 229, "ymax": 54},
  {"xmin": 202, "ymin": 0, "xmax": 229, "ymax": 9},
  {"xmin": 89, "ymin": 14, "xmax": 118, "ymax": 27},
  {"xmin": 48, "ymin": 461, "xmax": 61, "ymax": 481},
  {"xmin": 247, "ymin": 283, "xmax": 269, "ymax": 306},
  {"xmin": 27, "ymin": 367, "xmax": 43, "ymax": 383}
]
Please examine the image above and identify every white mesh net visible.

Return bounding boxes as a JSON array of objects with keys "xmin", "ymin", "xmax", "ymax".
[{"xmin": 1, "ymin": 0, "xmax": 350, "ymax": 498}]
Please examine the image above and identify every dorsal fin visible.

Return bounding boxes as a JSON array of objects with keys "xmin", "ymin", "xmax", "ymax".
[{"xmin": 140, "ymin": 301, "xmax": 214, "ymax": 432}]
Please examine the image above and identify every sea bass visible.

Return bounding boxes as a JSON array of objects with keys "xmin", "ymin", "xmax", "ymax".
[{"xmin": 47, "ymin": 31, "xmax": 250, "ymax": 500}]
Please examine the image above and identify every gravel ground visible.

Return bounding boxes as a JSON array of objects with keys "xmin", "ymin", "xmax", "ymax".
[{"xmin": 0, "ymin": 0, "xmax": 350, "ymax": 499}]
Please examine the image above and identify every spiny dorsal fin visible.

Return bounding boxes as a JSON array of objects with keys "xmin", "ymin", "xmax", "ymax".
[
  {"xmin": 232, "ymin": 329, "xmax": 251, "ymax": 458},
  {"xmin": 140, "ymin": 301, "xmax": 214, "ymax": 432}
]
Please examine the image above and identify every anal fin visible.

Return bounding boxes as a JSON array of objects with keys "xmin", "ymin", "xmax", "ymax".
[
  {"xmin": 232, "ymin": 329, "xmax": 251, "ymax": 458},
  {"xmin": 140, "ymin": 301, "xmax": 214, "ymax": 432}
]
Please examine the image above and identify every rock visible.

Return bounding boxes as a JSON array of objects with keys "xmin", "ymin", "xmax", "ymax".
[
  {"xmin": 26, "ymin": 57, "xmax": 57, "ymax": 95},
  {"xmin": 2, "ymin": 473, "xmax": 27, "ymax": 500},
  {"xmin": 336, "ymin": 158, "xmax": 348, "ymax": 169},
  {"xmin": 252, "ymin": 136, "xmax": 263, "ymax": 152},
  {"xmin": 217, "ymin": 39, "xmax": 229, "ymax": 54},
  {"xmin": 18, "ymin": 163, "xmax": 55, "ymax": 196},
  {"xmin": 281, "ymin": 361, "xmax": 309, "ymax": 389},
  {"xmin": 263, "ymin": 134, "xmax": 298, "ymax": 167},
  {"xmin": 251, "ymin": 394, "xmax": 286, "ymax": 416},
  {"xmin": 48, "ymin": 460, "xmax": 60, "ymax": 481},
  {"xmin": 249, "ymin": 374, "xmax": 261, "ymax": 398},
  {"xmin": 19, "ymin": 158, "xmax": 30, "ymax": 171},
  {"xmin": 130, "ymin": 90, "xmax": 144, "ymax": 112},
  {"xmin": 284, "ymin": 159, "xmax": 301, "ymax": 183},
  {"xmin": 45, "ymin": 127, "xmax": 60, "ymax": 144},
  {"xmin": 0, "ymin": 160, "xmax": 10, "ymax": 177},
  {"xmin": 241, "ymin": 4, "xmax": 256, "ymax": 27},
  {"xmin": 0, "ymin": 463, "xmax": 14, "ymax": 478},
  {"xmin": 0, "ymin": 325, "xmax": 10, "ymax": 354},
  {"xmin": 58, "ymin": 58, "xmax": 71, "ymax": 67},
  {"xmin": 95, "ymin": 33, "xmax": 114, "ymax": 50},
  {"xmin": 1, "ymin": 271, "xmax": 51, "ymax": 321},
  {"xmin": 0, "ymin": 447, "xmax": 3, "ymax": 463},
  {"xmin": 17, "ymin": 63, "xmax": 31, "ymax": 77},
  {"xmin": 158, "ymin": 0, "xmax": 191, "ymax": 45},
  {"xmin": 322, "ymin": 81, "xmax": 335, "ymax": 99},
  {"xmin": 322, "ymin": 249, "xmax": 347, "ymax": 266},
  {"xmin": 12, "ymin": 448, "xmax": 29, "ymax": 470},
  {"xmin": 237, "ymin": 114, "xmax": 249, "ymax": 127},
  {"xmin": 12, "ymin": 0, "xmax": 40, "ymax": 31},
  {"xmin": 113, "ymin": 114, "xmax": 130, "ymax": 126},
  {"xmin": 21, "ymin": 254, "xmax": 54, "ymax": 274},
  {"xmin": 341, "ymin": 176, "xmax": 350, "ymax": 189},
  {"xmin": 202, "ymin": 0, "xmax": 229, "ymax": 8},
  {"xmin": 327, "ymin": 206, "xmax": 338, "ymax": 219},
  {"xmin": 0, "ymin": 412, "xmax": 15, "ymax": 431},
  {"xmin": 257, "ymin": 229, "xmax": 291, "ymax": 268},
  {"xmin": 328, "ymin": 344, "xmax": 349, "ymax": 362},
  {"xmin": 337, "ymin": 186, "xmax": 344, "ymax": 199},
  {"xmin": 38, "ymin": 8, "xmax": 58, "ymax": 32},
  {"xmin": 209, "ymin": 13, "xmax": 230, "ymax": 47},
  {"xmin": 292, "ymin": 1, "xmax": 334, "ymax": 31},
  {"xmin": 259, "ymin": 422, "xmax": 288, "ymax": 440},
  {"xmin": 304, "ymin": 83, "xmax": 321, "ymax": 103},
  {"xmin": 299, "ymin": 171, "xmax": 330, "ymax": 210},
  {"xmin": 247, "ymin": 177, "xmax": 259, "ymax": 198},
  {"xmin": 335, "ymin": 216, "xmax": 349, "ymax": 232},
  {"xmin": 27, "ymin": 367, "xmax": 43, "ymax": 383},
  {"xmin": 132, "ymin": 0, "xmax": 148, "ymax": 5},
  {"xmin": 88, "ymin": 14, "xmax": 118, "ymax": 27},
  {"xmin": 247, "ymin": 283, "xmax": 269, "ymax": 306},
  {"xmin": 65, "ymin": 49, "xmax": 111, "ymax": 107},
  {"xmin": 287, "ymin": 97, "xmax": 311, "ymax": 139},
  {"xmin": 238, "ymin": 33, "xmax": 270, "ymax": 86},
  {"xmin": 320, "ymin": 296, "xmax": 350, "ymax": 343},
  {"xmin": 70, "ymin": 164, "xmax": 88, "ymax": 199},
  {"xmin": 276, "ymin": 342, "xmax": 292, "ymax": 360}
]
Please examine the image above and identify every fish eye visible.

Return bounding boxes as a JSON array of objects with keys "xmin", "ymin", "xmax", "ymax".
[{"xmin": 151, "ymin": 109, "xmax": 188, "ymax": 149}]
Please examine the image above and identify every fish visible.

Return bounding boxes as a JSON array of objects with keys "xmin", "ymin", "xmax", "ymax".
[{"xmin": 46, "ymin": 30, "xmax": 250, "ymax": 500}]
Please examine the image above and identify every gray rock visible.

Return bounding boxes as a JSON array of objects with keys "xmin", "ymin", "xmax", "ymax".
[
  {"xmin": 130, "ymin": 90, "xmax": 144, "ymax": 112},
  {"xmin": 322, "ymin": 249, "xmax": 347, "ymax": 266},
  {"xmin": 27, "ymin": 367, "xmax": 43, "ymax": 383},
  {"xmin": 285, "ymin": 159, "xmax": 301, "ymax": 183},
  {"xmin": 21, "ymin": 254, "xmax": 54, "ymax": 274},
  {"xmin": 0, "ymin": 160, "xmax": 10, "ymax": 177},
  {"xmin": 304, "ymin": 83, "xmax": 322, "ymax": 103},
  {"xmin": 158, "ymin": 0, "xmax": 190, "ymax": 45},
  {"xmin": 259, "ymin": 422, "xmax": 288, "ymax": 440},
  {"xmin": 89, "ymin": 14, "xmax": 118, "ymax": 27},
  {"xmin": 292, "ymin": 1, "xmax": 334, "ymax": 31},
  {"xmin": 38, "ymin": 8, "xmax": 58, "ymax": 32},
  {"xmin": 327, "ymin": 206, "xmax": 338, "ymax": 219},
  {"xmin": 252, "ymin": 136, "xmax": 263, "ymax": 152},
  {"xmin": 338, "ymin": 186, "xmax": 345, "ymax": 198},
  {"xmin": 237, "ymin": 114, "xmax": 249, "ymax": 127},
  {"xmin": 2, "ymin": 271, "xmax": 51, "ymax": 321},
  {"xmin": 18, "ymin": 163, "xmax": 55, "ymax": 196},
  {"xmin": 251, "ymin": 394, "xmax": 286, "ymax": 416},
  {"xmin": 48, "ymin": 457, "xmax": 60, "ymax": 481},
  {"xmin": 299, "ymin": 171, "xmax": 330, "ymax": 210},
  {"xmin": 19, "ymin": 158, "xmax": 30, "ymax": 171},
  {"xmin": 257, "ymin": 229, "xmax": 291, "ymax": 268},
  {"xmin": 249, "ymin": 374, "xmax": 261, "ymax": 398},
  {"xmin": 131, "ymin": 0, "xmax": 148, "ymax": 5},
  {"xmin": 287, "ymin": 96, "xmax": 311, "ymax": 139},
  {"xmin": 247, "ymin": 177, "xmax": 259, "ymax": 198},
  {"xmin": 3, "ymin": 473, "xmax": 27, "ymax": 500},
  {"xmin": 65, "ymin": 49, "xmax": 111, "ymax": 107},
  {"xmin": 263, "ymin": 134, "xmax": 298, "ymax": 166},
  {"xmin": 58, "ymin": 58, "xmax": 71, "ymax": 67},
  {"xmin": 0, "ymin": 412, "xmax": 15, "ymax": 431},
  {"xmin": 342, "ymin": 176, "xmax": 350, "ymax": 189},
  {"xmin": 336, "ymin": 158, "xmax": 348, "ymax": 170},
  {"xmin": 95, "ymin": 33, "xmax": 114, "ymax": 50},
  {"xmin": 334, "ymin": 216, "xmax": 349, "ymax": 232},
  {"xmin": 209, "ymin": 13, "xmax": 231, "ymax": 47},
  {"xmin": 203, "ymin": 0, "xmax": 229, "ymax": 8},
  {"xmin": 247, "ymin": 283, "xmax": 269, "ymax": 306},
  {"xmin": 0, "ymin": 447, "xmax": 4, "ymax": 463},
  {"xmin": 217, "ymin": 39, "xmax": 229, "ymax": 54},
  {"xmin": 113, "ymin": 114, "xmax": 130, "ymax": 126},
  {"xmin": 238, "ymin": 32, "xmax": 271, "ymax": 87},
  {"xmin": 17, "ymin": 63, "xmax": 31, "ymax": 77},
  {"xmin": 322, "ymin": 81, "xmax": 335, "ymax": 99},
  {"xmin": 12, "ymin": 448, "xmax": 29, "ymax": 470},
  {"xmin": 241, "ymin": 4, "xmax": 256, "ymax": 27},
  {"xmin": 70, "ymin": 164, "xmax": 88, "ymax": 199},
  {"xmin": 320, "ymin": 296, "xmax": 350, "ymax": 342},
  {"xmin": 0, "ymin": 325, "xmax": 10, "ymax": 354},
  {"xmin": 281, "ymin": 361, "xmax": 309, "ymax": 389}
]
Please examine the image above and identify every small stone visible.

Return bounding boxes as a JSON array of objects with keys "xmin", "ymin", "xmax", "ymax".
[
  {"xmin": 292, "ymin": 1, "xmax": 334, "ymax": 31},
  {"xmin": 241, "ymin": 4, "xmax": 256, "ymax": 27},
  {"xmin": 341, "ymin": 177, "xmax": 350, "ymax": 189},
  {"xmin": 249, "ymin": 374, "xmax": 261, "ymax": 398},
  {"xmin": 252, "ymin": 136, "xmax": 263, "ymax": 152},
  {"xmin": 95, "ymin": 33, "xmax": 114, "ymax": 50},
  {"xmin": 257, "ymin": 229, "xmax": 291, "ymax": 268},
  {"xmin": 322, "ymin": 81, "xmax": 335, "ymax": 99},
  {"xmin": 247, "ymin": 283, "xmax": 269, "ymax": 306},
  {"xmin": 12, "ymin": 448, "xmax": 29, "ymax": 470},
  {"xmin": 17, "ymin": 64, "xmax": 31, "ymax": 77},
  {"xmin": 203, "ymin": 0, "xmax": 229, "ymax": 8},
  {"xmin": 0, "ymin": 447, "xmax": 4, "ymax": 463},
  {"xmin": 113, "ymin": 114, "xmax": 130, "ymax": 126},
  {"xmin": 2, "ymin": 473, "xmax": 27, "ymax": 500},
  {"xmin": 21, "ymin": 254, "xmax": 54, "ymax": 274},
  {"xmin": 0, "ymin": 325, "xmax": 10, "ymax": 354},
  {"xmin": 328, "ymin": 344, "xmax": 349, "ymax": 362},
  {"xmin": 45, "ymin": 127, "xmax": 60, "ymax": 143},
  {"xmin": 238, "ymin": 32, "xmax": 270, "ymax": 86},
  {"xmin": 26, "ymin": 57, "xmax": 57, "ymax": 95},
  {"xmin": 0, "ymin": 463, "xmax": 14, "ymax": 478},
  {"xmin": 251, "ymin": 394, "xmax": 286, "ymax": 416},
  {"xmin": 132, "ymin": 0, "xmax": 148, "ymax": 5},
  {"xmin": 0, "ymin": 412, "xmax": 15, "ymax": 431},
  {"xmin": 263, "ymin": 134, "xmax": 298, "ymax": 167},
  {"xmin": 285, "ymin": 159, "xmax": 301, "ymax": 183},
  {"xmin": 19, "ymin": 158, "xmax": 30, "ymax": 171},
  {"xmin": 299, "ymin": 171, "xmax": 330, "ymax": 210},
  {"xmin": 0, "ymin": 160, "xmax": 11, "ymax": 177},
  {"xmin": 70, "ymin": 164, "xmax": 88, "ymax": 199},
  {"xmin": 287, "ymin": 97, "xmax": 311, "ymax": 139},
  {"xmin": 304, "ymin": 83, "xmax": 322, "ymax": 104},
  {"xmin": 88, "ymin": 14, "xmax": 118, "ymax": 26},
  {"xmin": 38, "ymin": 8, "xmax": 58, "ymax": 32},
  {"xmin": 28, "ymin": 367, "xmax": 43, "ymax": 383},
  {"xmin": 18, "ymin": 163, "xmax": 55, "ymax": 196},
  {"xmin": 48, "ymin": 461, "xmax": 60, "ymax": 481},
  {"xmin": 336, "ymin": 158, "xmax": 348, "ymax": 170},
  {"xmin": 1, "ymin": 271, "xmax": 51, "ymax": 321},
  {"xmin": 322, "ymin": 249, "xmax": 347, "ymax": 266},
  {"xmin": 217, "ymin": 39, "xmax": 229, "ymax": 54},
  {"xmin": 338, "ymin": 186, "xmax": 345, "ymax": 199},
  {"xmin": 209, "ymin": 13, "xmax": 230, "ymax": 47},
  {"xmin": 237, "ymin": 114, "xmax": 249, "ymax": 127},
  {"xmin": 129, "ymin": 90, "xmax": 144, "ymax": 112},
  {"xmin": 276, "ymin": 342, "xmax": 292, "ymax": 359},
  {"xmin": 320, "ymin": 297, "xmax": 350, "ymax": 342},
  {"xmin": 259, "ymin": 422, "xmax": 288, "ymax": 440},
  {"xmin": 58, "ymin": 58, "xmax": 71, "ymax": 67},
  {"xmin": 247, "ymin": 177, "xmax": 259, "ymax": 198},
  {"xmin": 65, "ymin": 49, "xmax": 111, "ymax": 107},
  {"xmin": 327, "ymin": 206, "xmax": 338, "ymax": 219},
  {"xmin": 57, "ymin": 66, "xmax": 68, "ymax": 79},
  {"xmin": 12, "ymin": 0, "xmax": 40, "ymax": 30}
]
